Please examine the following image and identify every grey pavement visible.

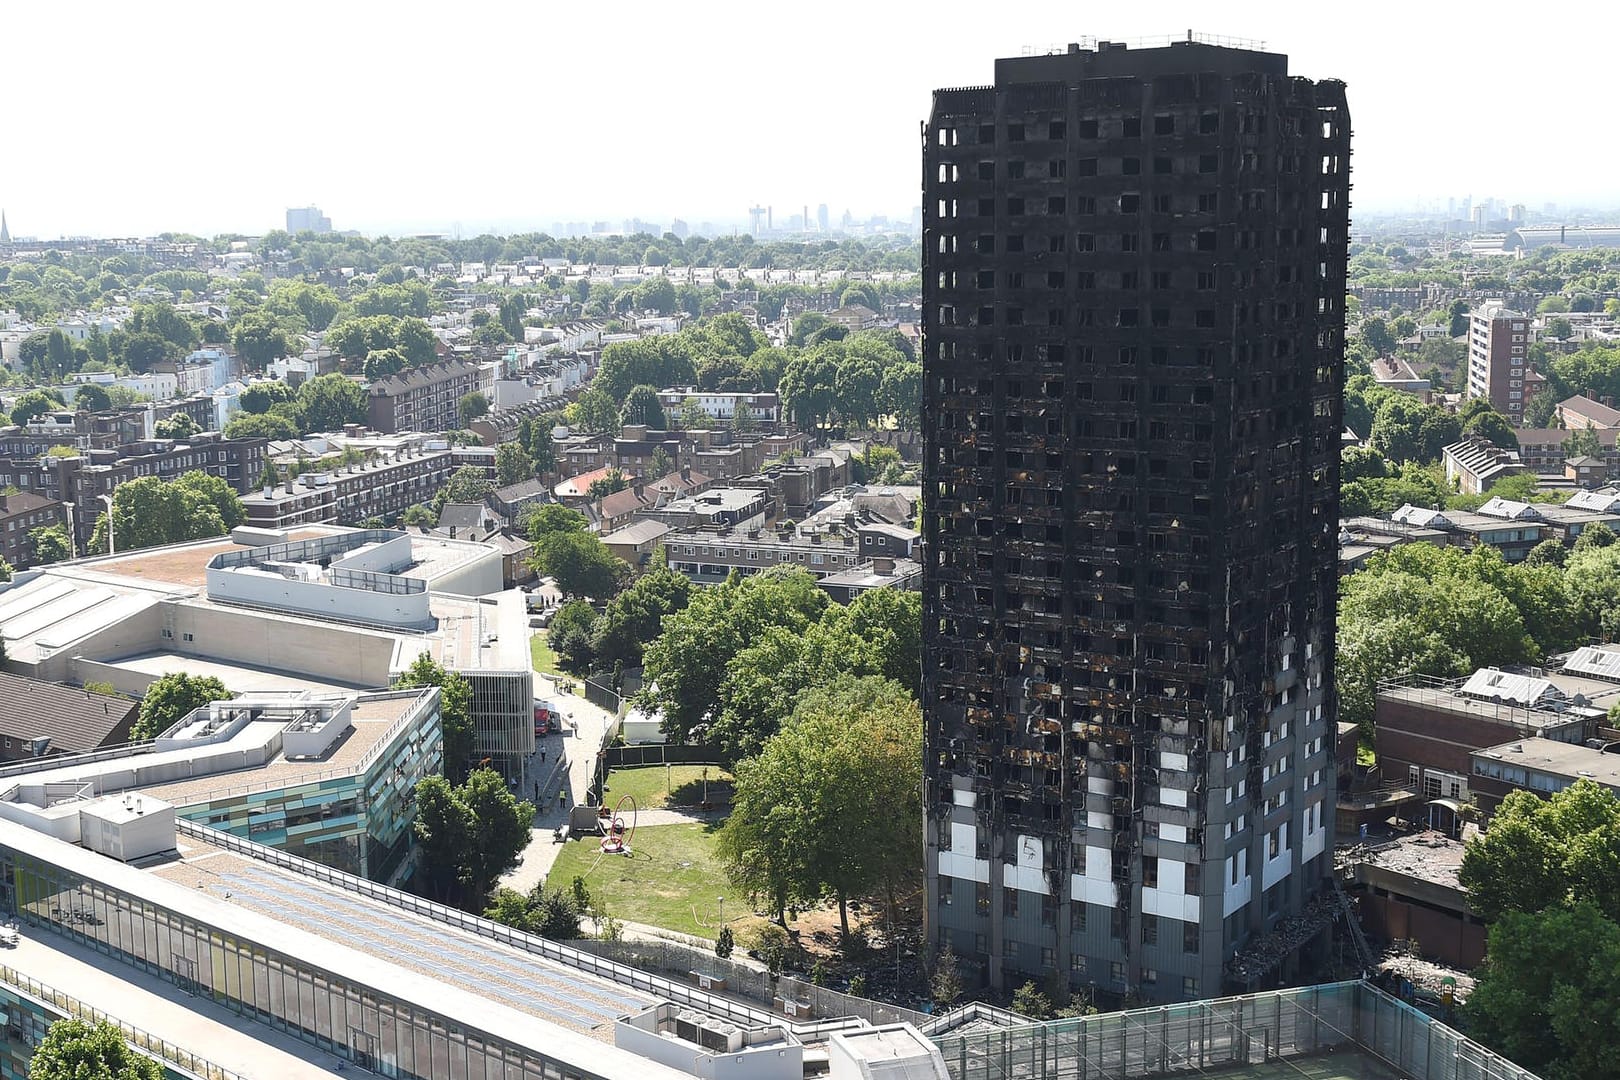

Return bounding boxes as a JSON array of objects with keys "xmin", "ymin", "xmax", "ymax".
[{"xmin": 501, "ymin": 668, "xmax": 620, "ymax": 894}]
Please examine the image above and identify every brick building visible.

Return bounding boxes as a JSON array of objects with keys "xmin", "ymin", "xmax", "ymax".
[
  {"xmin": 367, "ymin": 362, "xmax": 487, "ymax": 434},
  {"xmin": 0, "ymin": 492, "xmax": 66, "ymax": 568}
]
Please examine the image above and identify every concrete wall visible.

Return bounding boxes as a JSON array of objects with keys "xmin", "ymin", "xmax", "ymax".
[
  {"xmin": 164, "ymin": 603, "xmax": 398, "ymax": 688},
  {"xmin": 205, "ymin": 567, "xmax": 433, "ymax": 630},
  {"xmin": 425, "ymin": 551, "xmax": 504, "ymax": 598}
]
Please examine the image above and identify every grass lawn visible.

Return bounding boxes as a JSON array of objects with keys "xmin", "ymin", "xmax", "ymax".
[
  {"xmin": 529, "ymin": 632, "xmax": 586, "ymax": 697},
  {"xmin": 547, "ymin": 822, "xmax": 738, "ymax": 939},
  {"xmin": 529, "ymin": 630, "xmax": 560, "ymax": 675},
  {"xmin": 601, "ymin": 765, "xmax": 734, "ymax": 810}
]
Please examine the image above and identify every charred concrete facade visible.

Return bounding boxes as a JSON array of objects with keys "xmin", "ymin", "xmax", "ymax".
[{"xmin": 921, "ymin": 41, "xmax": 1349, "ymax": 1002}]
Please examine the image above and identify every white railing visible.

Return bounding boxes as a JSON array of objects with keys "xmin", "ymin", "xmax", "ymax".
[{"xmin": 0, "ymin": 961, "xmax": 246, "ymax": 1080}]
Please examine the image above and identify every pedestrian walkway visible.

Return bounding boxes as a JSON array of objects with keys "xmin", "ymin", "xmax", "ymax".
[{"xmin": 501, "ymin": 673, "xmax": 619, "ymax": 894}]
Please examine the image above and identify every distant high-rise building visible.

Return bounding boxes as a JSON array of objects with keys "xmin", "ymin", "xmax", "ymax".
[
  {"xmin": 818, "ymin": 204, "xmax": 830, "ymax": 233},
  {"xmin": 1466, "ymin": 301, "xmax": 1540, "ymax": 425},
  {"xmin": 285, "ymin": 206, "xmax": 332, "ymax": 235},
  {"xmin": 922, "ymin": 39, "xmax": 1350, "ymax": 1003},
  {"xmin": 671, "ymin": 218, "xmax": 690, "ymax": 239},
  {"xmin": 0, "ymin": 209, "xmax": 10, "ymax": 245}
]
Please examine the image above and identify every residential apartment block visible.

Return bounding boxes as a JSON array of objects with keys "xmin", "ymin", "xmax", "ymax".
[
  {"xmin": 1466, "ymin": 301, "xmax": 1541, "ymax": 424},
  {"xmin": 921, "ymin": 41, "xmax": 1349, "ymax": 1000},
  {"xmin": 240, "ymin": 445, "xmax": 494, "ymax": 530},
  {"xmin": 367, "ymin": 360, "xmax": 489, "ymax": 434},
  {"xmin": 0, "ymin": 491, "xmax": 65, "ymax": 568}
]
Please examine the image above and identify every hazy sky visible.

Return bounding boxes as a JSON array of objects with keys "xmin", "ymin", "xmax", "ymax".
[{"xmin": 5, "ymin": 1, "xmax": 1614, "ymax": 239}]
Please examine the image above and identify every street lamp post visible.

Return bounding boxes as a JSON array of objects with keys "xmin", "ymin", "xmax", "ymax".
[
  {"xmin": 97, "ymin": 493, "xmax": 115, "ymax": 555},
  {"xmin": 61, "ymin": 503, "xmax": 77, "ymax": 561}
]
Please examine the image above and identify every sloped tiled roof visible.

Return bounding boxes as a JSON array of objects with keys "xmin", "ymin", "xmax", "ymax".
[
  {"xmin": 596, "ymin": 487, "xmax": 649, "ymax": 521},
  {"xmin": 0, "ymin": 673, "xmax": 139, "ymax": 754}
]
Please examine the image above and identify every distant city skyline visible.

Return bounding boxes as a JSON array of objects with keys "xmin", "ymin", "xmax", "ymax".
[{"xmin": 4, "ymin": 1, "xmax": 1618, "ymax": 240}]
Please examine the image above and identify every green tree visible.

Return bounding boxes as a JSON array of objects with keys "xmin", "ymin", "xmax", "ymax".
[
  {"xmin": 650, "ymin": 446, "xmax": 673, "ymax": 478},
  {"xmin": 1449, "ymin": 300, "xmax": 1471, "ymax": 338},
  {"xmin": 74, "ymin": 383, "xmax": 111, "ymax": 412},
  {"xmin": 566, "ymin": 388, "xmax": 620, "ymax": 433},
  {"xmin": 363, "ymin": 347, "xmax": 407, "ymax": 380},
  {"xmin": 1462, "ymin": 408, "xmax": 1518, "ymax": 449},
  {"xmin": 1360, "ymin": 316, "xmax": 1396, "ymax": 355},
  {"xmin": 591, "ymin": 562, "xmax": 691, "ymax": 672},
  {"xmin": 458, "ymin": 391, "xmax": 490, "ymax": 427},
  {"xmin": 877, "ymin": 360, "xmax": 922, "ymax": 429},
  {"xmin": 460, "ymin": 767, "xmax": 536, "ymax": 901},
  {"xmin": 10, "ymin": 389, "xmax": 63, "ymax": 427},
  {"xmin": 413, "ymin": 768, "xmax": 534, "ymax": 911},
  {"xmin": 931, "ymin": 944, "xmax": 964, "ymax": 1008},
  {"xmin": 395, "ymin": 317, "xmax": 439, "ymax": 367},
  {"xmin": 412, "ymin": 774, "xmax": 473, "ymax": 904},
  {"xmin": 393, "ymin": 650, "xmax": 475, "ymax": 783},
  {"xmin": 526, "ymin": 503, "xmax": 589, "ymax": 541},
  {"xmin": 28, "ymin": 1018, "xmax": 162, "ymax": 1080},
  {"xmin": 231, "ymin": 309, "xmax": 294, "ymax": 369},
  {"xmin": 532, "ymin": 531, "xmax": 625, "ymax": 599},
  {"xmin": 548, "ymin": 599, "xmax": 600, "ymax": 674},
  {"xmin": 587, "ymin": 467, "xmax": 628, "ymax": 498},
  {"xmin": 1466, "ymin": 903, "xmax": 1620, "ymax": 1080},
  {"xmin": 639, "ymin": 567, "xmax": 830, "ymax": 744},
  {"xmin": 154, "ymin": 412, "xmax": 201, "ymax": 440},
  {"xmin": 633, "ymin": 276, "xmax": 678, "ymax": 315},
  {"xmin": 132, "ymin": 672, "xmax": 232, "ymax": 741},
  {"xmin": 28, "ymin": 524, "xmax": 71, "ymax": 565},
  {"xmin": 494, "ymin": 441, "xmax": 535, "ymax": 487},
  {"xmin": 1526, "ymin": 538, "xmax": 1569, "ymax": 568},
  {"xmin": 675, "ymin": 396, "xmax": 711, "ymax": 430},
  {"xmin": 431, "ymin": 466, "xmax": 494, "ymax": 514},
  {"xmin": 238, "ymin": 381, "xmax": 294, "ymax": 414},
  {"xmin": 620, "ymin": 384, "xmax": 667, "ymax": 428},
  {"xmin": 716, "ymin": 675, "xmax": 921, "ymax": 939},
  {"xmin": 88, "ymin": 472, "xmax": 244, "ymax": 554},
  {"xmin": 224, "ymin": 412, "xmax": 299, "ymax": 441},
  {"xmin": 1465, "ymin": 777, "xmax": 1620, "ymax": 923},
  {"xmin": 295, "ymin": 373, "xmax": 367, "ymax": 433},
  {"xmin": 1337, "ymin": 544, "xmax": 1546, "ymax": 731},
  {"xmin": 1564, "ymin": 427, "xmax": 1603, "ymax": 459},
  {"xmin": 1011, "ymin": 981, "xmax": 1055, "ymax": 1020}
]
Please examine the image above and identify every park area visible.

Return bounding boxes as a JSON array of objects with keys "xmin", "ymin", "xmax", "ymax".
[
  {"xmin": 546, "ymin": 765, "xmax": 739, "ymax": 938},
  {"xmin": 599, "ymin": 764, "xmax": 733, "ymax": 810},
  {"xmin": 547, "ymin": 821, "xmax": 742, "ymax": 939}
]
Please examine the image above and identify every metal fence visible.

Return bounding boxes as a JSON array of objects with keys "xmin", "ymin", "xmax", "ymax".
[
  {"xmin": 572, "ymin": 932, "xmax": 930, "ymax": 1031},
  {"xmin": 587, "ymin": 743, "xmax": 726, "ymax": 806},
  {"xmin": 930, "ymin": 981, "xmax": 1542, "ymax": 1080},
  {"xmin": 0, "ymin": 962, "xmax": 245, "ymax": 1080}
]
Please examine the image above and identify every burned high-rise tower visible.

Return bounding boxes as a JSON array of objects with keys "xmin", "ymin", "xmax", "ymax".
[{"xmin": 921, "ymin": 39, "xmax": 1349, "ymax": 1001}]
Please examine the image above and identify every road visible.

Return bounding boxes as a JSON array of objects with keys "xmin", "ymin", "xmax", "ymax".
[{"xmin": 502, "ymin": 667, "xmax": 619, "ymax": 895}]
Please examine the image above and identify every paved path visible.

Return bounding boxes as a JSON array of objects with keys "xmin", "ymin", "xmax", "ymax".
[{"xmin": 501, "ymin": 670, "xmax": 620, "ymax": 894}]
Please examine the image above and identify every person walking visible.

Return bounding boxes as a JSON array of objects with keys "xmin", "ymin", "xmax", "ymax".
[{"xmin": 558, "ymin": 788, "xmax": 567, "ymax": 810}]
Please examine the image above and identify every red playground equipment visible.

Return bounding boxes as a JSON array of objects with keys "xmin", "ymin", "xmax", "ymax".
[{"xmin": 599, "ymin": 794, "xmax": 638, "ymax": 856}]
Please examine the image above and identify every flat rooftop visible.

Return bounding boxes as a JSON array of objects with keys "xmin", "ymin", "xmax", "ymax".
[
  {"xmin": 1378, "ymin": 680, "xmax": 1598, "ymax": 731},
  {"xmin": 143, "ymin": 694, "xmax": 419, "ymax": 805},
  {"xmin": 90, "ymin": 528, "xmax": 341, "ymax": 588},
  {"xmin": 147, "ymin": 833, "xmax": 653, "ymax": 1038},
  {"xmin": 103, "ymin": 651, "xmax": 371, "ymax": 695},
  {"xmin": 1358, "ymin": 831, "xmax": 1467, "ymax": 892},
  {"xmin": 1475, "ymin": 738, "xmax": 1620, "ymax": 786},
  {"xmin": 4, "ymin": 931, "xmax": 351, "ymax": 1079}
]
